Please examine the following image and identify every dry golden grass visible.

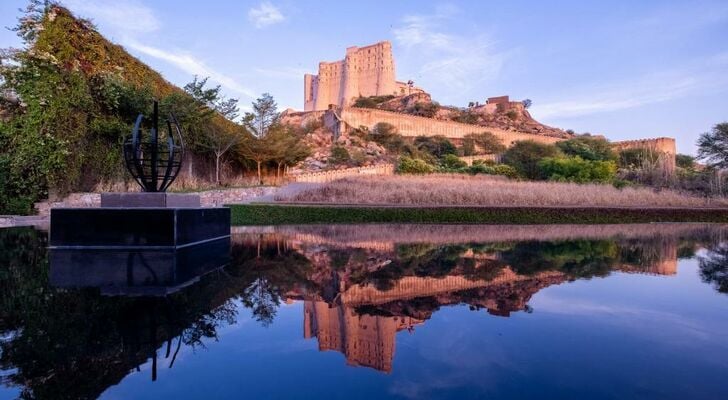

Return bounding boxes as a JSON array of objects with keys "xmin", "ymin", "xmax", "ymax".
[
  {"xmin": 280, "ymin": 174, "xmax": 728, "ymax": 208},
  {"xmin": 233, "ymin": 223, "xmax": 728, "ymax": 246}
]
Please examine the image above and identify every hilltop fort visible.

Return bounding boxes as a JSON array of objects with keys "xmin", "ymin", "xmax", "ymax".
[{"xmin": 286, "ymin": 40, "xmax": 676, "ymax": 171}]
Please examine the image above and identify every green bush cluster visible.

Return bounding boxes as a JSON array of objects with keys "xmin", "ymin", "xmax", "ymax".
[
  {"xmin": 396, "ymin": 157, "xmax": 435, "ymax": 174},
  {"xmin": 538, "ymin": 157, "xmax": 617, "ymax": 183}
]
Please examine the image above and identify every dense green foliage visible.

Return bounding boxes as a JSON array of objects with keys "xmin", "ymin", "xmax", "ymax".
[
  {"xmin": 414, "ymin": 135, "xmax": 457, "ymax": 159},
  {"xmin": 369, "ymin": 122, "xmax": 406, "ymax": 153},
  {"xmin": 501, "ymin": 140, "xmax": 563, "ymax": 179},
  {"xmin": 229, "ymin": 204, "xmax": 728, "ymax": 225},
  {"xmin": 461, "ymin": 132, "xmax": 506, "ymax": 156},
  {"xmin": 397, "ymin": 156, "xmax": 436, "ymax": 174},
  {"xmin": 0, "ymin": 4, "xmax": 242, "ymax": 213},
  {"xmin": 556, "ymin": 136, "xmax": 617, "ymax": 161},
  {"xmin": 538, "ymin": 157, "xmax": 617, "ymax": 183},
  {"xmin": 676, "ymin": 154, "xmax": 695, "ymax": 169}
]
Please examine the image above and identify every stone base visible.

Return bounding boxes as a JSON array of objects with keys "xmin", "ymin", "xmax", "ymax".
[
  {"xmin": 49, "ymin": 237, "xmax": 230, "ymax": 296},
  {"xmin": 50, "ymin": 207, "xmax": 230, "ymax": 249},
  {"xmin": 100, "ymin": 192, "xmax": 200, "ymax": 208}
]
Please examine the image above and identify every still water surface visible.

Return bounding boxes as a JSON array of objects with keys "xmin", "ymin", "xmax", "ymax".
[{"xmin": 1, "ymin": 224, "xmax": 727, "ymax": 400}]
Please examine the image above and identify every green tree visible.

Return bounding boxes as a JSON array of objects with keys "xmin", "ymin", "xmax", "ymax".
[
  {"xmin": 461, "ymin": 132, "xmax": 506, "ymax": 156},
  {"xmin": 414, "ymin": 135, "xmax": 457, "ymax": 159},
  {"xmin": 556, "ymin": 135, "xmax": 617, "ymax": 161},
  {"xmin": 440, "ymin": 154, "xmax": 467, "ymax": 169},
  {"xmin": 243, "ymin": 93, "xmax": 278, "ymax": 138},
  {"xmin": 502, "ymin": 140, "xmax": 562, "ymax": 179},
  {"xmin": 370, "ymin": 122, "xmax": 406, "ymax": 153},
  {"xmin": 697, "ymin": 123, "xmax": 728, "ymax": 169},
  {"xmin": 183, "ymin": 76, "xmax": 242, "ymax": 185},
  {"xmin": 329, "ymin": 146, "xmax": 351, "ymax": 165},
  {"xmin": 676, "ymin": 154, "xmax": 695, "ymax": 170}
]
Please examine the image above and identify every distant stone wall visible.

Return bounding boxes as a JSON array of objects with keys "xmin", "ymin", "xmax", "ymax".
[
  {"xmin": 291, "ymin": 164, "xmax": 395, "ymax": 183},
  {"xmin": 334, "ymin": 107, "xmax": 564, "ymax": 145},
  {"xmin": 613, "ymin": 137, "xmax": 676, "ymax": 172},
  {"xmin": 459, "ymin": 154, "xmax": 502, "ymax": 165}
]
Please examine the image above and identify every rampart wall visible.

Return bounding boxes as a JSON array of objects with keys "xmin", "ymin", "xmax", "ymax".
[
  {"xmin": 613, "ymin": 137, "xmax": 676, "ymax": 172},
  {"xmin": 291, "ymin": 164, "xmax": 395, "ymax": 183},
  {"xmin": 335, "ymin": 107, "xmax": 564, "ymax": 145}
]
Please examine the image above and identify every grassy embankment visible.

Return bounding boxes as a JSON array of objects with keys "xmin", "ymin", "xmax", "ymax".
[{"xmin": 229, "ymin": 175, "xmax": 728, "ymax": 225}]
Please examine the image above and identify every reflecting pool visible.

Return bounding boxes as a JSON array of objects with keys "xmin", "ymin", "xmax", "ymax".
[{"xmin": 1, "ymin": 223, "xmax": 728, "ymax": 399}]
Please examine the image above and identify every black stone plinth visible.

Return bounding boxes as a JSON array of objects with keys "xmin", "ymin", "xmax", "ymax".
[
  {"xmin": 49, "ymin": 237, "xmax": 230, "ymax": 296},
  {"xmin": 50, "ymin": 207, "xmax": 230, "ymax": 249},
  {"xmin": 100, "ymin": 192, "xmax": 201, "ymax": 208}
]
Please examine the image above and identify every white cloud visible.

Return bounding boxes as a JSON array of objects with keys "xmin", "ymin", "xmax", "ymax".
[
  {"xmin": 533, "ymin": 55, "xmax": 728, "ymax": 119},
  {"xmin": 125, "ymin": 39, "xmax": 257, "ymax": 100},
  {"xmin": 254, "ymin": 66, "xmax": 308, "ymax": 80},
  {"xmin": 63, "ymin": 0, "xmax": 160, "ymax": 33},
  {"xmin": 393, "ymin": 7, "xmax": 511, "ymax": 94},
  {"xmin": 248, "ymin": 2, "xmax": 285, "ymax": 29}
]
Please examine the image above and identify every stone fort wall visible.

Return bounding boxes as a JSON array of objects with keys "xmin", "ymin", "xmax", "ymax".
[
  {"xmin": 613, "ymin": 137, "xmax": 676, "ymax": 172},
  {"xmin": 334, "ymin": 107, "xmax": 563, "ymax": 146}
]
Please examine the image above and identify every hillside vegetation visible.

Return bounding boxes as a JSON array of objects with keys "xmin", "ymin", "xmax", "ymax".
[{"xmin": 0, "ymin": 3, "xmax": 242, "ymax": 213}]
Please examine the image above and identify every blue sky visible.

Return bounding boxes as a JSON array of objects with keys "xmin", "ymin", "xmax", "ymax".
[{"xmin": 1, "ymin": 0, "xmax": 727, "ymax": 155}]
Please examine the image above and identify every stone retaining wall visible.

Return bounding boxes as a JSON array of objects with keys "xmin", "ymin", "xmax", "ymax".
[
  {"xmin": 291, "ymin": 164, "xmax": 395, "ymax": 183},
  {"xmin": 33, "ymin": 186, "xmax": 280, "ymax": 216}
]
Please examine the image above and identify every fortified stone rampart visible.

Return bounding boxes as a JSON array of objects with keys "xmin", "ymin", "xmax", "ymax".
[
  {"xmin": 333, "ymin": 107, "xmax": 563, "ymax": 146},
  {"xmin": 291, "ymin": 164, "xmax": 395, "ymax": 183},
  {"xmin": 613, "ymin": 137, "xmax": 676, "ymax": 172}
]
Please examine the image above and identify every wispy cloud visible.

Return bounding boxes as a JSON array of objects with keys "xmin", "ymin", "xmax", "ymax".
[
  {"xmin": 248, "ymin": 2, "xmax": 285, "ymax": 29},
  {"xmin": 63, "ymin": 0, "xmax": 160, "ymax": 33},
  {"xmin": 125, "ymin": 40, "xmax": 256, "ymax": 100},
  {"xmin": 533, "ymin": 54, "xmax": 728, "ymax": 119},
  {"xmin": 254, "ymin": 66, "xmax": 308, "ymax": 80},
  {"xmin": 393, "ymin": 6, "xmax": 511, "ymax": 94}
]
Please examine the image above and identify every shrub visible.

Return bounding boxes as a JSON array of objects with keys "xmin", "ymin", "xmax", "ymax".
[
  {"xmin": 461, "ymin": 132, "xmax": 506, "ymax": 156},
  {"xmin": 352, "ymin": 95, "xmax": 395, "ymax": 109},
  {"xmin": 414, "ymin": 135, "xmax": 457, "ymax": 159},
  {"xmin": 409, "ymin": 101, "xmax": 440, "ymax": 118},
  {"xmin": 397, "ymin": 157, "xmax": 435, "ymax": 174},
  {"xmin": 676, "ymin": 154, "xmax": 695, "ymax": 170},
  {"xmin": 557, "ymin": 136, "xmax": 617, "ymax": 161},
  {"xmin": 329, "ymin": 146, "xmax": 351, "ymax": 165},
  {"xmin": 441, "ymin": 154, "xmax": 467, "ymax": 169},
  {"xmin": 538, "ymin": 156, "xmax": 617, "ymax": 183},
  {"xmin": 452, "ymin": 110, "xmax": 479, "ymax": 124},
  {"xmin": 506, "ymin": 110, "xmax": 518, "ymax": 120},
  {"xmin": 466, "ymin": 164, "xmax": 518, "ymax": 179},
  {"xmin": 370, "ymin": 122, "xmax": 406, "ymax": 153},
  {"xmin": 502, "ymin": 140, "xmax": 562, "ymax": 179}
]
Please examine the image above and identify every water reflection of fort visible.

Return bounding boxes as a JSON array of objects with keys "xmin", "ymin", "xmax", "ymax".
[
  {"xmin": 241, "ymin": 225, "xmax": 689, "ymax": 373},
  {"xmin": 2, "ymin": 224, "xmax": 725, "ymax": 398}
]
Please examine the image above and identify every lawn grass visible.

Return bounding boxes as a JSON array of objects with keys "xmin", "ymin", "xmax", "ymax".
[{"xmin": 229, "ymin": 204, "xmax": 728, "ymax": 225}]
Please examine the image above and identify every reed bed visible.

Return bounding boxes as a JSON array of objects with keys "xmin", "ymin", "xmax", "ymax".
[{"xmin": 280, "ymin": 174, "xmax": 728, "ymax": 208}]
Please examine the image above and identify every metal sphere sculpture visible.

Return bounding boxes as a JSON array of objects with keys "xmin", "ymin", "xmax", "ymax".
[{"xmin": 123, "ymin": 101, "xmax": 184, "ymax": 192}]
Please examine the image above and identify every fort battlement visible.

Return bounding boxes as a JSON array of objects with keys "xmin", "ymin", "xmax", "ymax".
[{"xmin": 332, "ymin": 107, "xmax": 563, "ymax": 145}]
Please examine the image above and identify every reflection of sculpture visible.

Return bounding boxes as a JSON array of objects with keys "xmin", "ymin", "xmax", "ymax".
[{"xmin": 123, "ymin": 101, "xmax": 184, "ymax": 192}]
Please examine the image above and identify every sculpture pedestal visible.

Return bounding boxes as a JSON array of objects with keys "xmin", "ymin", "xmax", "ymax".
[{"xmin": 49, "ymin": 193, "xmax": 230, "ymax": 249}]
